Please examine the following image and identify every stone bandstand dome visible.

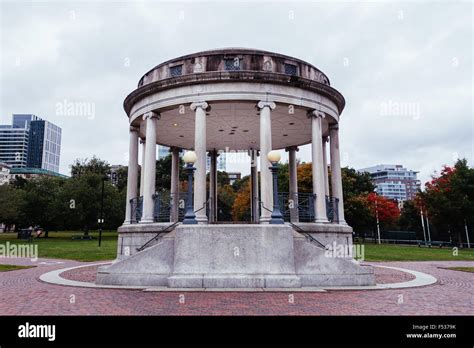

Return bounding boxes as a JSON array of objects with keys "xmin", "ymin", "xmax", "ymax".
[
  {"xmin": 96, "ymin": 48, "xmax": 374, "ymax": 289},
  {"xmin": 124, "ymin": 48, "xmax": 345, "ymax": 151}
]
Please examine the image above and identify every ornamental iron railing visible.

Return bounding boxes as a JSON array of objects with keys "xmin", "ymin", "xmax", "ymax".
[{"xmin": 325, "ymin": 196, "xmax": 339, "ymax": 223}]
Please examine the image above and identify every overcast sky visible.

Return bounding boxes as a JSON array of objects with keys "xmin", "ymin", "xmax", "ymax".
[{"xmin": 0, "ymin": 0, "xmax": 472, "ymax": 186}]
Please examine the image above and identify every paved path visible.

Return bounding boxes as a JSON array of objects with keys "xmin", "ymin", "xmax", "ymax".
[{"xmin": 0, "ymin": 257, "xmax": 472, "ymax": 315}]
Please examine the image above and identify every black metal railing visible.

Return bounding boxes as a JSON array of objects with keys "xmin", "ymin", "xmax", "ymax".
[
  {"xmin": 276, "ymin": 192, "xmax": 317, "ymax": 223},
  {"xmin": 325, "ymin": 196, "xmax": 339, "ymax": 223},
  {"xmin": 130, "ymin": 192, "xmax": 339, "ymax": 224},
  {"xmin": 129, "ymin": 192, "xmax": 206, "ymax": 223},
  {"xmin": 130, "ymin": 196, "xmax": 143, "ymax": 223}
]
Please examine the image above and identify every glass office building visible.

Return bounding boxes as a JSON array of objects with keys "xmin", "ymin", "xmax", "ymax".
[{"xmin": 0, "ymin": 114, "xmax": 61, "ymax": 172}]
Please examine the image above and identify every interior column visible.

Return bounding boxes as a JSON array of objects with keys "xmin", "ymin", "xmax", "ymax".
[
  {"xmin": 191, "ymin": 101, "xmax": 209, "ymax": 223},
  {"xmin": 140, "ymin": 111, "xmax": 159, "ymax": 223},
  {"xmin": 258, "ymin": 101, "xmax": 276, "ymax": 223},
  {"xmin": 309, "ymin": 110, "xmax": 329, "ymax": 223}
]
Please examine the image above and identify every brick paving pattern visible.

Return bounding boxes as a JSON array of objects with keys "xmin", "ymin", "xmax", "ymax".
[{"xmin": 0, "ymin": 257, "xmax": 473, "ymax": 315}]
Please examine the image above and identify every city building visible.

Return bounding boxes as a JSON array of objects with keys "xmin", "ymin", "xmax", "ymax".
[
  {"xmin": 227, "ymin": 172, "xmax": 241, "ymax": 185},
  {"xmin": 0, "ymin": 162, "xmax": 10, "ymax": 185},
  {"xmin": 206, "ymin": 152, "xmax": 226, "ymax": 172},
  {"xmin": 110, "ymin": 165, "xmax": 124, "ymax": 186},
  {"xmin": 0, "ymin": 114, "xmax": 61, "ymax": 173},
  {"xmin": 157, "ymin": 145, "xmax": 170, "ymax": 159},
  {"xmin": 358, "ymin": 164, "xmax": 421, "ymax": 201},
  {"xmin": 0, "ymin": 125, "xmax": 29, "ymax": 167}
]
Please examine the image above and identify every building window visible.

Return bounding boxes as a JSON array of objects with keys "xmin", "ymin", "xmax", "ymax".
[
  {"xmin": 224, "ymin": 58, "xmax": 240, "ymax": 71},
  {"xmin": 284, "ymin": 63, "xmax": 297, "ymax": 76},
  {"xmin": 170, "ymin": 65, "xmax": 183, "ymax": 77}
]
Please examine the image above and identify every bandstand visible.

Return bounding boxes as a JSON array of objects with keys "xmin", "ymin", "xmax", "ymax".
[{"xmin": 97, "ymin": 48, "xmax": 374, "ymax": 288}]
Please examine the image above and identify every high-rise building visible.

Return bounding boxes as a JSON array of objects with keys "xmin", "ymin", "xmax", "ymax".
[
  {"xmin": 358, "ymin": 164, "xmax": 421, "ymax": 201},
  {"xmin": 0, "ymin": 125, "xmax": 29, "ymax": 167},
  {"xmin": 0, "ymin": 114, "xmax": 61, "ymax": 173},
  {"xmin": 206, "ymin": 153, "xmax": 226, "ymax": 172},
  {"xmin": 157, "ymin": 145, "xmax": 170, "ymax": 159},
  {"xmin": 27, "ymin": 119, "xmax": 61, "ymax": 172}
]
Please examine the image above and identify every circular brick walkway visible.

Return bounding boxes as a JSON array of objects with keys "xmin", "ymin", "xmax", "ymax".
[{"xmin": 0, "ymin": 257, "xmax": 473, "ymax": 315}]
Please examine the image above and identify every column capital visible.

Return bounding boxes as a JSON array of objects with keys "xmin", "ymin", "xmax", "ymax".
[
  {"xmin": 190, "ymin": 101, "xmax": 209, "ymax": 111},
  {"xmin": 257, "ymin": 101, "xmax": 276, "ymax": 110},
  {"xmin": 307, "ymin": 110, "xmax": 326, "ymax": 119},
  {"xmin": 129, "ymin": 126, "xmax": 140, "ymax": 133},
  {"xmin": 140, "ymin": 138, "xmax": 146, "ymax": 144},
  {"xmin": 142, "ymin": 111, "xmax": 160, "ymax": 120},
  {"xmin": 285, "ymin": 146, "xmax": 299, "ymax": 152}
]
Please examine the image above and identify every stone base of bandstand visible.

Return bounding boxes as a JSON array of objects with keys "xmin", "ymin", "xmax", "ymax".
[{"xmin": 96, "ymin": 223, "xmax": 375, "ymax": 288}]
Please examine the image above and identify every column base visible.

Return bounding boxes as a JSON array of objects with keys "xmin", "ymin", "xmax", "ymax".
[{"xmin": 140, "ymin": 218, "xmax": 154, "ymax": 224}]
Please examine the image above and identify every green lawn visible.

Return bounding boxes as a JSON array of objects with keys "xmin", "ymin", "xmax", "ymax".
[
  {"xmin": 1, "ymin": 231, "xmax": 474, "ymax": 262},
  {"xmin": 0, "ymin": 264, "xmax": 36, "ymax": 272},
  {"xmin": 444, "ymin": 267, "xmax": 474, "ymax": 273},
  {"xmin": 360, "ymin": 243, "xmax": 474, "ymax": 262},
  {"xmin": 0, "ymin": 231, "xmax": 117, "ymax": 262}
]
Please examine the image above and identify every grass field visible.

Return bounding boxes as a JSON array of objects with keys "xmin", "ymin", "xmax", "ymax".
[
  {"xmin": 0, "ymin": 231, "xmax": 117, "ymax": 262},
  {"xmin": 0, "ymin": 231, "xmax": 473, "ymax": 262},
  {"xmin": 443, "ymin": 267, "xmax": 474, "ymax": 273},
  {"xmin": 360, "ymin": 243, "xmax": 474, "ymax": 262},
  {"xmin": 0, "ymin": 264, "xmax": 36, "ymax": 272}
]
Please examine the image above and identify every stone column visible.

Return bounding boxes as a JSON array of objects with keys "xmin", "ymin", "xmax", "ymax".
[
  {"xmin": 141, "ymin": 111, "xmax": 159, "ymax": 223},
  {"xmin": 249, "ymin": 149, "xmax": 259, "ymax": 223},
  {"xmin": 258, "ymin": 101, "xmax": 276, "ymax": 223},
  {"xmin": 309, "ymin": 110, "xmax": 329, "ymax": 223},
  {"xmin": 329, "ymin": 124, "xmax": 347, "ymax": 224},
  {"xmin": 209, "ymin": 149, "xmax": 218, "ymax": 223},
  {"xmin": 123, "ymin": 126, "xmax": 139, "ymax": 224},
  {"xmin": 191, "ymin": 101, "xmax": 209, "ymax": 223},
  {"xmin": 322, "ymin": 136, "xmax": 330, "ymax": 196},
  {"xmin": 170, "ymin": 146, "xmax": 180, "ymax": 222},
  {"xmin": 139, "ymin": 139, "xmax": 146, "ymax": 196},
  {"xmin": 287, "ymin": 146, "xmax": 299, "ymax": 223}
]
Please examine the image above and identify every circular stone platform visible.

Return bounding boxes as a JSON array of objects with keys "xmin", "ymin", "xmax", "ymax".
[{"xmin": 40, "ymin": 263, "xmax": 437, "ymax": 292}]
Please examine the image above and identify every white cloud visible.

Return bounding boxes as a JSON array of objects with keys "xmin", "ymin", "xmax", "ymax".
[{"xmin": 0, "ymin": 1, "xmax": 471, "ymax": 186}]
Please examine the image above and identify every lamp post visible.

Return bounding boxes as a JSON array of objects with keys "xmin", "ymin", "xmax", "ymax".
[
  {"xmin": 268, "ymin": 150, "xmax": 284, "ymax": 224},
  {"xmin": 182, "ymin": 151, "xmax": 198, "ymax": 224},
  {"xmin": 98, "ymin": 172, "xmax": 111, "ymax": 246}
]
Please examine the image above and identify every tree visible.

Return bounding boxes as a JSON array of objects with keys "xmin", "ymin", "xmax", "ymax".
[
  {"xmin": 366, "ymin": 192, "xmax": 400, "ymax": 228},
  {"xmin": 419, "ymin": 159, "xmax": 474, "ymax": 244},
  {"xmin": 398, "ymin": 199, "xmax": 424, "ymax": 239},
  {"xmin": 217, "ymin": 184, "xmax": 236, "ymax": 221},
  {"xmin": 341, "ymin": 167, "xmax": 376, "ymax": 235},
  {"xmin": 0, "ymin": 185, "xmax": 23, "ymax": 230},
  {"xmin": 296, "ymin": 162, "xmax": 313, "ymax": 193},
  {"xmin": 19, "ymin": 176, "xmax": 67, "ymax": 232},
  {"xmin": 232, "ymin": 181, "xmax": 251, "ymax": 221},
  {"xmin": 153, "ymin": 154, "xmax": 186, "ymax": 193},
  {"xmin": 70, "ymin": 156, "xmax": 111, "ymax": 178}
]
